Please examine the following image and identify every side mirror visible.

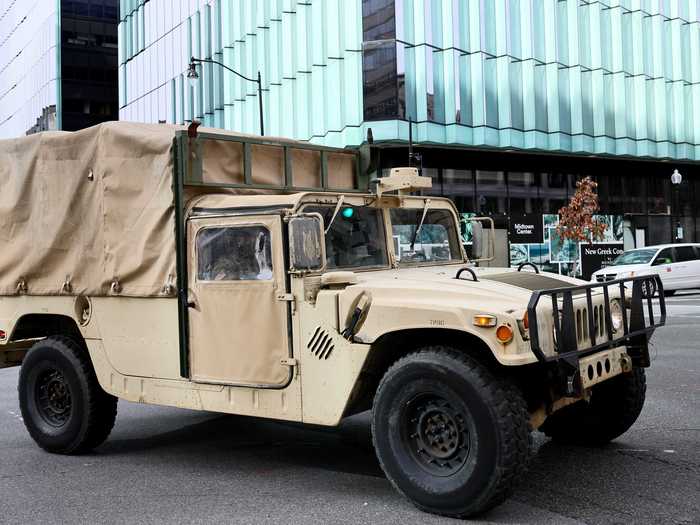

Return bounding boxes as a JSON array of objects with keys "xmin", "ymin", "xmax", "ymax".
[
  {"xmin": 288, "ymin": 213, "xmax": 327, "ymax": 274},
  {"xmin": 471, "ymin": 220, "xmax": 485, "ymax": 259},
  {"xmin": 470, "ymin": 217, "xmax": 495, "ymax": 262}
]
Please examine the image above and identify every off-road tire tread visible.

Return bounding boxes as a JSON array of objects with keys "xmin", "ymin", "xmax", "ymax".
[
  {"xmin": 371, "ymin": 346, "xmax": 530, "ymax": 518},
  {"xmin": 542, "ymin": 368, "xmax": 646, "ymax": 445},
  {"xmin": 19, "ymin": 335, "xmax": 118, "ymax": 454}
]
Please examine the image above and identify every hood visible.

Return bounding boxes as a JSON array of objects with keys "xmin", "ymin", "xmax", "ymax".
[{"xmin": 347, "ymin": 265, "xmax": 584, "ymax": 310}]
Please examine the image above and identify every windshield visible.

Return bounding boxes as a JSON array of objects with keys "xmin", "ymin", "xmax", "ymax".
[
  {"xmin": 611, "ymin": 248, "xmax": 657, "ymax": 266},
  {"xmin": 304, "ymin": 205, "xmax": 388, "ymax": 269},
  {"xmin": 390, "ymin": 209, "xmax": 462, "ymax": 264}
]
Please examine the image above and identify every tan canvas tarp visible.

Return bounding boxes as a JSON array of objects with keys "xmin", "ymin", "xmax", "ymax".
[
  {"xmin": 0, "ymin": 121, "xmax": 357, "ymax": 297},
  {"xmin": 0, "ymin": 122, "xmax": 178, "ymax": 297}
]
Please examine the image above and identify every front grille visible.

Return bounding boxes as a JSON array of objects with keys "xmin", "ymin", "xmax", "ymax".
[{"xmin": 575, "ymin": 305, "xmax": 606, "ymax": 345}]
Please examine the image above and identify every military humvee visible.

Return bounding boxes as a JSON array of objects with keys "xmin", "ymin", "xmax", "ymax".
[{"xmin": 0, "ymin": 123, "xmax": 665, "ymax": 518}]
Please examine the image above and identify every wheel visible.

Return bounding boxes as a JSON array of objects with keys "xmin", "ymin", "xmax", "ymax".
[
  {"xmin": 371, "ymin": 347, "xmax": 530, "ymax": 518},
  {"xmin": 18, "ymin": 335, "xmax": 118, "ymax": 454},
  {"xmin": 541, "ymin": 368, "xmax": 646, "ymax": 446},
  {"xmin": 664, "ymin": 289, "xmax": 676, "ymax": 297}
]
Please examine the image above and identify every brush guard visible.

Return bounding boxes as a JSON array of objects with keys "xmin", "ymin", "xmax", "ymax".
[{"xmin": 527, "ymin": 275, "xmax": 666, "ymax": 396}]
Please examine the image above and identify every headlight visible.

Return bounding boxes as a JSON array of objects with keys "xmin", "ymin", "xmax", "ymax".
[{"xmin": 610, "ymin": 300, "xmax": 624, "ymax": 333}]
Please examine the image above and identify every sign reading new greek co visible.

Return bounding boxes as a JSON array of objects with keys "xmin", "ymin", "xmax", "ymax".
[
  {"xmin": 509, "ymin": 214, "xmax": 543, "ymax": 244},
  {"xmin": 580, "ymin": 243, "xmax": 625, "ymax": 280}
]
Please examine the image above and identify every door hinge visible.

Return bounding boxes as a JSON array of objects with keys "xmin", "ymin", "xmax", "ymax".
[
  {"xmin": 280, "ymin": 357, "xmax": 299, "ymax": 377},
  {"xmin": 276, "ymin": 293, "xmax": 296, "ymax": 314}
]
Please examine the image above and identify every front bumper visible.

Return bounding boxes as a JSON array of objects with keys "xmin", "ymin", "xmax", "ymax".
[{"xmin": 527, "ymin": 275, "xmax": 666, "ymax": 396}]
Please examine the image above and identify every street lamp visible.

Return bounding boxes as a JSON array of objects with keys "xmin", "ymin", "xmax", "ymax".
[
  {"xmin": 671, "ymin": 169, "xmax": 683, "ymax": 241},
  {"xmin": 187, "ymin": 56, "xmax": 264, "ymax": 136}
]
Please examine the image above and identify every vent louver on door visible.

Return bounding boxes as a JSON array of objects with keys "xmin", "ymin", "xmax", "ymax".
[{"xmin": 307, "ymin": 327, "xmax": 335, "ymax": 360}]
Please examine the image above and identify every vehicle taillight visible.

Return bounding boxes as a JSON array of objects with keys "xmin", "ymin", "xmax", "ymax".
[
  {"xmin": 0, "ymin": 330, "xmax": 6, "ymax": 340},
  {"xmin": 522, "ymin": 312, "xmax": 529, "ymax": 330}
]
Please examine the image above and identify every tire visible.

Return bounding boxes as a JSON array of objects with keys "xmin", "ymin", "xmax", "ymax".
[
  {"xmin": 371, "ymin": 347, "xmax": 530, "ymax": 518},
  {"xmin": 18, "ymin": 335, "xmax": 118, "ymax": 454},
  {"xmin": 541, "ymin": 368, "xmax": 646, "ymax": 446}
]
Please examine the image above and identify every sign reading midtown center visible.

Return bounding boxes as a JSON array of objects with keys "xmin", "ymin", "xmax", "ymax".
[{"xmin": 509, "ymin": 214, "xmax": 544, "ymax": 244}]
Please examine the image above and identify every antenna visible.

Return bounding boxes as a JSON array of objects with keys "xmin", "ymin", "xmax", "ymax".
[{"xmin": 407, "ymin": 118, "xmax": 422, "ymax": 174}]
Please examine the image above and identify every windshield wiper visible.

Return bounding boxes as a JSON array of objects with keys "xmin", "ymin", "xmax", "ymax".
[
  {"xmin": 409, "ymin": 198, "xmax": 431, "ymax": 251},
  {"xmin": 325, "ymin": 195, "xmax": 345, "ymax": 233}
]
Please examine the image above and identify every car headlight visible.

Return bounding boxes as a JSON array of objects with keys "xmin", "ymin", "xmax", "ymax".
[{"xmin": 610, "ymin": 299, "xmax": 623, "ymax": 333}]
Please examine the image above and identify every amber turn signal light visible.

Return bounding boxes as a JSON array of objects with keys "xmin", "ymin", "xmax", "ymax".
[
  {"xmin": 496, "ymin": 325, "xmax": 514, "ymax": 344},
  {"xmin": 522, "ymin": 311, "xmax": 529, "ymax": 330},
  {"xmin": 473, "ymin": 315, "xmax": 497, "ymax": 327}
]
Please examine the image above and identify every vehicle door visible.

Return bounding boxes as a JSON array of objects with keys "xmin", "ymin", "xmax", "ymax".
[
  {"xmin": 674, "ymin": 245, "xmax": 700, "ymax": 289},
  {"xmin": 650, "ymin": 247, "xmax": 677, "ymax": 289},
  {"xmin": 187, "ymin": 214, "xmax": 292, "ymax": 387},
  {"xmin": 693, "ymin": 246, "xmax": 700, "ymax": 288}
]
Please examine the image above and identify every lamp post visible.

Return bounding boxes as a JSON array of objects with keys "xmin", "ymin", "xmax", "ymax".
[
  {"xmin": 671, "ymin": 169, "xmax": 683, "ymax": 241},
  {"xmin": 187, "ymin": 56, "xmax": 264, "ymax": 136}
]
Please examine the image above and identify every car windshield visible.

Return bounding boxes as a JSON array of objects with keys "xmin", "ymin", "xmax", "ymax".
[
  {"xmin": 390, "ymin": 208, "xmax": 462, "ymax": 264},
  {"xmin": 304, "ymin": 205, "xmax": 389, "ymax": 269},
  {"xmin": 611, "ymin": 248, "xmax": 657, "ymax": 266}
]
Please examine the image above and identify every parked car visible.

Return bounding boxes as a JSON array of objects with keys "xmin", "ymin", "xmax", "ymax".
[{"xmin": 592, "ymin": 243, "xmax": 700, "ymax": 295}]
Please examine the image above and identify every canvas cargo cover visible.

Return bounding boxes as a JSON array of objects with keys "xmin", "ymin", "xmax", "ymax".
[{"xmin": 0, "ymin": 121, "xmax": 357, "ymax": 297}]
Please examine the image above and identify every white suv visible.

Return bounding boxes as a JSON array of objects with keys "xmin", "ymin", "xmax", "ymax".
[{"xmin": 592, "ymin": 243, "xmax": 700, "ymax": 295}]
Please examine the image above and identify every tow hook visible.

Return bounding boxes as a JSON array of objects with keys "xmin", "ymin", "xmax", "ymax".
[{"xmin": 620, "ymin": 353, "xmax": 633, "ymax": 373}]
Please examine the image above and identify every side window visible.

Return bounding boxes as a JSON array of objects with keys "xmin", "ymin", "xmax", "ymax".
[
  {"xmin": 652, "ymin": 248, "xmax": 675, "ymax": 266},
  {"xmin": 675, "ymin": 246, "xmax": 696, "ymax": 262},
  {"xmin": 694, "ymin": 246, "xmax": 700, "ymax": 260},
  {"xmin": 197, "ymin": 226, "xmax": 273, "ymax": 281}
]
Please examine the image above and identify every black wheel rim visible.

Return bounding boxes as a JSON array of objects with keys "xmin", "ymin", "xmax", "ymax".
[
  {"xmin": 402, "ymin": 394, "xmax": 471, "ymax": 477},
  {"xmin": 35, "ymin": 368, "xmax": 72, "ymax": 427}
]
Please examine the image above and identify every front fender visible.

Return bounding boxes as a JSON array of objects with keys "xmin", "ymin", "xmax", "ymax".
[{"xmin": 339, "ymin": 288, "xmax": 537, "ymax": 366}]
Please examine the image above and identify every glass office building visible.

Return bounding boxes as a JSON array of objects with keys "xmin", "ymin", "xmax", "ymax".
[
  {"xmin": 0, "ymin": 0, "xmax": 118, "ymax": 138},
  {"xmin": 118, "ymin": 0, "xmax": 700, "ymax": 273}
]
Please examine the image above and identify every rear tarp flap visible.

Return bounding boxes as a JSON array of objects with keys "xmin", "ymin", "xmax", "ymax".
[{"xmin": 0, "ymin": 122, "xmax": 177, "ymax": 296}]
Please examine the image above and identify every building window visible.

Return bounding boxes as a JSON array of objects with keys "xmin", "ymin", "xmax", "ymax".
[
  {"xmin": 362, "ymin": 0, "xmax": 395, "ymax": 41},
  {"xmin": 442, "ymin": 169, "xmax": 475, "ymax": 213},
  {"xmin": 508, "ymin": 172, "xmax": 539, "ymax": 214},
  {"xmin": 648, "ymin": 176, "xmax": 671, "ymax": 214},
  {"xmin": 475, "ymin": 171, "xmax": 507, "ymax": 214},
  {"xmin": 362, "ymin": 0, "xmax": 400, "ymax": 121},
  {"xmin": 362, "ymin": 41, "xmax": 399, "ymax": 121}
]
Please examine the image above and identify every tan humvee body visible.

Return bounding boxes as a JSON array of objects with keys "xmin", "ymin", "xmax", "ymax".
[
  {"xmin": 0, "ymin": 122, "xmax": 645, "ymax": 431},
  {"xmin": 1, "ymin": 187, "xmax": 613, "ymax": 427}
]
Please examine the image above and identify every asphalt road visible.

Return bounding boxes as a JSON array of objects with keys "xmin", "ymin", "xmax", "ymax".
[{"xmin": 0, "ymin": 294, "xmax": 698, "ymax": 524}]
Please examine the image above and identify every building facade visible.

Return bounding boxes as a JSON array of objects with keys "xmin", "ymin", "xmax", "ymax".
[
  {"xmin": 118, "ymin": 0, "xmax": 700, "ymax": 275},
  {"xmin": 0, "ymin": 0, "xmax": 118, "ymax": 138}
]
